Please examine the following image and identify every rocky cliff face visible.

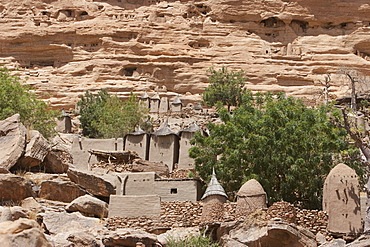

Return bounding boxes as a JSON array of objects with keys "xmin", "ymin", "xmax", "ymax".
[{"xmin": 1, "ymin": 0, "xmax": 370, "ymax": 109}]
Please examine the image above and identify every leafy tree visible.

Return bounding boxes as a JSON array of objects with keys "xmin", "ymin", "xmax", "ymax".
[
  {"xmin": 77, "ymin": 89, "xmax": 148, "ymax": 138},
  {"xmin": 190, "ymin": 91, "xmax": 364, "ymax": 209},
  {"xmin": 203, "ymin": 67, "xmax": 247, "ymax": 111},
  {"xmin": 0, "ymin": 68, "xmax": 56, "ymax": 138}
]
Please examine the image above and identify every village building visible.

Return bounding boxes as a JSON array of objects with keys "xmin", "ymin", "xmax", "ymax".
[
  {"xmin": 194, "ymin": 102, "xmax": 203, "ymax": 114},
  {"xmin": 171, "ymin": 95, "xmax": 182, "ymax": 112},
  {"xmin": 323, "ymin": 163, "xmax": 362, "ymax": 236},
  {"xmin": 149, "ymin": 92, "xmax": 160, "ymax": 113},
  {"xmin": 116, "ymin": 172, "xmax": 202, "ymax": 201},
  {"xmin": 236, "ymin": 179, "xmax": 267, "ymax": 216},
  {"xmin": 201, "ymin": 169, "xmax": 228, "ymax": 223},
  {"xmin": 124, "ymin": 127, "xmax": 150, "ymax": 160},
  {"xmin": 148, "ymin": 121, "xmax": 179, "ymax": 172},
  {"xmin": 178, "ymin": 122, "xmax": 202, "ymax": 170},
  {"xmin": 159, "ymin": 96, "xmax": 169, "ymax": 114},
  {"xmin": 56, "ymin": 110, "xmax": 72, "ymax": 133},
  {"xmin": 139, "ymin": 91, "xmax": 150, "ymax": 109}
]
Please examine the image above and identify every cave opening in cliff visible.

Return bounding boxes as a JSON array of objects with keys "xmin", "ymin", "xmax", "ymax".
[
  {"xmin": 261, "ymin": 17, "xmax": 285, "ymax": 28},
  {"xmin": 123, "ymin": 67, "xmax": 137, "ymax": 76}
]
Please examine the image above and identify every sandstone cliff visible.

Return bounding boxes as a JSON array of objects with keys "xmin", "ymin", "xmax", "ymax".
[{"xmin": 1, "ymin": 0, "xmax": 370, "ymax": 108}]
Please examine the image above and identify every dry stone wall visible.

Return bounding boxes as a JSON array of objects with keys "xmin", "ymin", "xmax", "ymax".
[
  {"xmin": 105, "ymin": 201, "xmax": 329, "ymax": 238},
  {"xmin": 2, "ymin": 0, "xmax": 370, "ymax": 109}
]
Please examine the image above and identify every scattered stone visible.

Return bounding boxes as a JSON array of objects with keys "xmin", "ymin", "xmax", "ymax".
[
  {"xmin": 131, "ymin": 159, "xmax": 170, "ymax": 177},
  {"xmin": 319, "ymin": 238, "xmax": 345, "ymax": 247},
  {"xmin": 66, "ymin": 195, "xmax": 108, "ymax": 218}
]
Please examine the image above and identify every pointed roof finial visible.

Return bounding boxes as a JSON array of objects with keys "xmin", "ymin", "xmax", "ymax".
[
  {"xmin": 140, "ymin": 91, "xmax": 150, "ymax": 99},
  {"xmin": 172, "ymin": 95, "xmax": 182, "ymax": 105},
  {"xmin": 201, "ymin": 168, "xmax": 228, "ymax": 200}
]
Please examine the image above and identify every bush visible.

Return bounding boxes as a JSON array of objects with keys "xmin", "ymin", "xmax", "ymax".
[
  {"xmin": 0, "ymin": 68, "xmax": 56, "ymax": 138},
  {"xmin": 166, "ymin": 234, "xmax": 219, "ymax": 247},
  {"xmin": 77, "ymin": 89, "xmax": 148, "ymax": 138}
]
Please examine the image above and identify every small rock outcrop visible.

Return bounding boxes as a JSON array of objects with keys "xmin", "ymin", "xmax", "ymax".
[
  {"xmin": 67, "ymin": 168, "xmax": 117, "ymax": 197},
  {"xmin": 0, "ymin": 218, "xmax": 52, "ymax": 247},
  {"xmin": 0, "ymin": 174, "xmax": 35, "ymax": 203},
  {"xmin": 66, "ymin": 195, "xmax": 108, "ymax": 218},
  {"xmin": 102, "ymin": 228, "xmax": 158, "ymax": 247},
  {"xmin": 39, "ymin": 180, "xmax": 86, "ymax": 203}
]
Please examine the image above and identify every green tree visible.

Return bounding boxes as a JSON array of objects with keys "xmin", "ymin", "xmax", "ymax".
[
  {"xmin": 77, "ymin": 89, "xmax": 148, "ymax": 138},
  {"xmin": 190, "ymin": 92, "xmax": 364, "ymax": 209},
  {"xmin": 0, "ymin": 68, "xmax": 56, "ymax": 138},
  {"xmin": 203, "ymin": 67, "xmax": 247, "ymax": 111}
]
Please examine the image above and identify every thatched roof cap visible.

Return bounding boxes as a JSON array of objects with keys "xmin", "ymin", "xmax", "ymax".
[{"xmin": 201, "ymin": 168, "xmax": 227, "ymax": 200}]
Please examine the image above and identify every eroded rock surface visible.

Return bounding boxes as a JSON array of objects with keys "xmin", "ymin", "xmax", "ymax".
[{"xmin": 1, "ymin": 1, "xmax": 370, "ymax": 109}]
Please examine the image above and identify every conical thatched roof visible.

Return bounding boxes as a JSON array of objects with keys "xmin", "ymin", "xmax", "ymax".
[
  {"xmin": 201, "ymin": 168, "xmax": 227, "ymax": 200},
  {"xmin": 140, "ymin": 91, "xmax": 150, "ymax": 99},
  {"xmin": 172, "ymin": 95, "xmax": 182, "ymax": 105},
  {"xmin": 178, "ymin": 122, "xmax": 201, "ymax": 136},
  {"xmin": 151, "ymin": 92, "xmax": 160, "ymax": 100},
  {"xmin": 151, "ymin": 119, "xmax": 178, "ymax": 137},
  {"xmin": 125, "ymin": 126, "xmax": 147, "ymax": 136}
]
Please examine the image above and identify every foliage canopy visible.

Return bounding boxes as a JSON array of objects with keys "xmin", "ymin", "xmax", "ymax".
[
  {"xmin": 202, "ymin": 67, "xmax": 247, "ymax": 111},
  {"xmin": 77, "ymin": 89, "xmax": 148, "ymax": 138},
  {"xmin": 0, "ymin": 68, "xmax": 56, "ymax": 138},
  {"xmin": 190, "ymin": 91, "xmax": 364, "ymax": 209}
]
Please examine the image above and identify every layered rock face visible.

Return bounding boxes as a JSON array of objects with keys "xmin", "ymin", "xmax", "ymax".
[{"xmin": 1, "ymin": 0, "xmax": 370, "ymax": 109}]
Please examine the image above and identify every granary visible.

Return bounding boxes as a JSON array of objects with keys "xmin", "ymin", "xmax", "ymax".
[
  {"xmin": 148, "ymin": 120, "xmax": 179, "ymax": 172},
  {"xmin": 178, "ymin": 122, "xmax": 202, "ymax": 170},
  {"xmin": 149, "ymin": 92, "xmax": 160, "ymax": 113},
  {"xmin": 56, "ymin": 109, "xmax": 72, "ymax": 133},
  {"xmin": 194, "ymin": 102, "xmax": 203, "ymax": 114},
  {"xmin": 171, "ymin": 95, "xmax": 182, "ymax": 112},
  {"xmin": 124, "ymin": 127, "xmax": 150, "ymax": 160},
  {"xmin": 139, "ymin": 91, "xmax": 150, "ymax": 109},
  {"xmin": 323, "ymin": 163, "xmax": 362, "ymax": 236},
  {"xmin": 201, "ymin": 169, "xmax": 228, "ymax": 223},
  {"xmin": 159, "ymin": 96, "xmax": 169, "ymax": 114},
  {"xmin": 236, "ymin": 179, "xmax": 267, "ymax": 216}
]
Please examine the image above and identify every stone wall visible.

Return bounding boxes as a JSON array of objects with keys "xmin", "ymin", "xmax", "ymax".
[{"xmin": 105, "ymin": 201, "xmax": 329, "ymax": 239}]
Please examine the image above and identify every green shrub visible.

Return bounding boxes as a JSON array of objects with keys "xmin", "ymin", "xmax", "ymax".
[
  {"xmin": 77, "ymin": 89, "xmax": 148, "ymax": 138},
  {"xmin": 0, "ymin": 68, "xmax": 56, "ymax": 139},
  {"xmin": 166, "ymin": 234, "xmax": 220, "ymax": 247}
]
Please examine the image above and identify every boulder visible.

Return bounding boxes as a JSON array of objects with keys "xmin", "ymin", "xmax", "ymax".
[
  {"xmin": 21, "ymin": 197, "xmax": 42, "ymax": 213},
  {"xmin": 347, "ymin": 235, "xmax": 370, "ymax": 247},
  {"xmin": 40, "ymin": 149, "xmax": 70, "ymax": 173},
  {"xmin": 0, "ymin": 218, "xmax": 52, "ymax": 247},
  {"xmin": 0, "ymin": 114, "xmax": 27, "ymax": 170},
  {"xmin": 66, "ymin": 231, "xmax": 103, "ymax": 247},
  {"xmin": 17, "ymin": 130, "xmax": 50, "ymax": 169},
  {"xmin": 131, "ymin": 159, "xmax": 170, "ymax": 177},
  {"xmin": 0, "ymin": 174, "xmax": 35, "ymax": 203},
  {"xmin": 220, "ymin": 219, "xmax": 317, "ymax": 247},
  {"xmin": 67, "ymin": 168, "xmax": 117, "ymax": 197},
  {"xmin": 102, "ymin": 228, "xmax": 158, "ymax": 247},
  {"xmin": 39, "ymin": 180, "xmax": 86, "ymax": 203},
  {"xmin": 42, "ymin": 211, "xmax": 104, "ymax": 235},
  {"xmin": 157, "ymin": 227, "xmax": 200, "ymax": 245},
  {"xmin": 319, "ymin": 239, "xmax": 345, "ymax": 247},
  {"xmin": 0, "ymin": 206, "xmax": 29, "ymax": 222},
  {"xmin": 66, "ymin": 195, "xmax": 108, "ymax": 218}
]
